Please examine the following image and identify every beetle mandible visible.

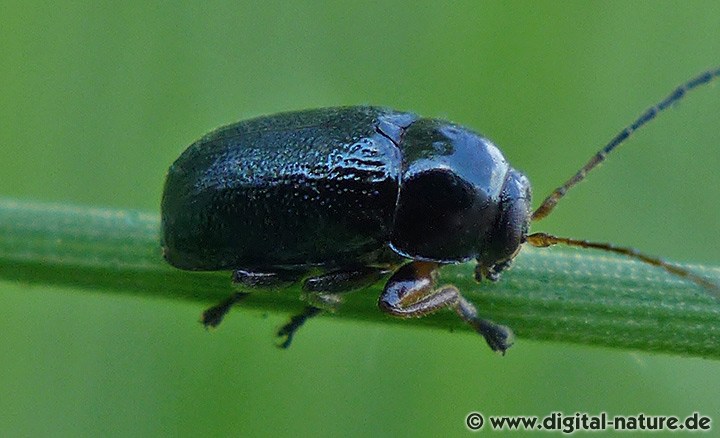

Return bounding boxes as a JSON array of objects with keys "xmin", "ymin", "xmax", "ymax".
[{"xmin": 161, "ymin": 68, "xmax": 720, "ymax": 353}]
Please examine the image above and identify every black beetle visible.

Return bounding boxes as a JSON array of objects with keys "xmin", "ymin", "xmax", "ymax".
[{"xmin": 161, "ymin": 68, "xmax": 720, "ymax": 352}]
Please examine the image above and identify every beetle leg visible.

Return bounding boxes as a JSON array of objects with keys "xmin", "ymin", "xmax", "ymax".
[
  {"xmin": 276, "ymin": 266, "xmax": 390, "ymax": 348},
  {"xmin": 201, "ymin": 268, "xmax": 304, "ymax": 329},
  {"xmin": 232, "ymin": 268, "xmax": 302, "ymax": 287},
  {"xmin": 302, "ymin": 266, "xmax": 391, "ymax": 310},
  {"xmin": 379, "ymin": 261, "xmax": 514, "ymax": 354}
]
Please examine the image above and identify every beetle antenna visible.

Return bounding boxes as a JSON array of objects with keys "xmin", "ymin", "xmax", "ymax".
[
  {"xmin": 532, "ymin": 67, "xmax": 720, "ymax": 221},
  {"xmin": 526, "ymin": 232, "xmax": 720, "ymax": 297}
]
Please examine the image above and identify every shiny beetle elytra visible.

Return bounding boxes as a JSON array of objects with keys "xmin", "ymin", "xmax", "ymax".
[{"xmin": 161, "ymin": 68, "xmax": 720, "ymax": 352}]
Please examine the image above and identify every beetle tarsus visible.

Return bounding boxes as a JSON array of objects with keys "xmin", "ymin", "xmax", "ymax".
[
  {"xmin": 482, "ymin": 324, "xmax": 514, "ymax": 354},
  {"xmin": 455, "ymin": 296, "xmax": 514, "ymax": 354},
  {"xmin": 277, "ymin": 306, "xmax": 323, "ymax": 348},
  {"xmin": 201, "ymin": 292, "xmax": 249, "ymax": 328}
]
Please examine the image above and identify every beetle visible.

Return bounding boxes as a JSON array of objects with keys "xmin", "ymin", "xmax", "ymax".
[{"xmin": 161, "ymin": 68, "xmax": 720, "ymax": 353}]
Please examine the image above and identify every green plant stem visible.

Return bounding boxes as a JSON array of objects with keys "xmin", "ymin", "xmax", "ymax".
[{"xmin": 0, "ymin": 197, "xmax": 718, "ymax": 358}]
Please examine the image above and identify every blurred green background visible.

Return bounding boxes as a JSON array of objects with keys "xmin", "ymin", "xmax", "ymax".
[{"xmin": 2, "ymin": 1, "xmax": 720, "ymax": 436}]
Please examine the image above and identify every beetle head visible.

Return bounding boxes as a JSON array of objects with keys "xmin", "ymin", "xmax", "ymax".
[{"xmin": 476, "ymin": 169, "xmax": 532, "ymax": 281}]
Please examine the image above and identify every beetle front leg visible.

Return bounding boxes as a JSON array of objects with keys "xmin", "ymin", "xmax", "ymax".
[{"xmin": 379, "ymin": 261, "xmax": 514, "ymax": 353}]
